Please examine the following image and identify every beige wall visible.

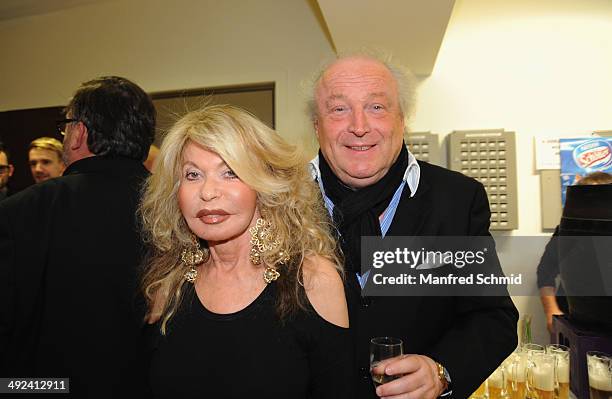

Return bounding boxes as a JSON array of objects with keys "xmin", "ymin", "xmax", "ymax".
[{"xmin": 0, "ymin": 0, "xmax": 334, "ymax": 154}]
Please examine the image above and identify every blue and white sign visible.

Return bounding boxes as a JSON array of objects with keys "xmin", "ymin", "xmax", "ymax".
[{"xmin": 559, "ymin": 137, "xmax": 612, "ymax": 206}]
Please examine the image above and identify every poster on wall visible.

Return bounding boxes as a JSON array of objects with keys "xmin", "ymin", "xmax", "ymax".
[{"xmin": 559, "ymin": 137, "xmax": 612, "ymax": 206}]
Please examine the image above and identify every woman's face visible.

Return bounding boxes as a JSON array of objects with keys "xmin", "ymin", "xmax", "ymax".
[{"xmin": 178, "ymin": 141, "xmax": 258, "ymax": 245}]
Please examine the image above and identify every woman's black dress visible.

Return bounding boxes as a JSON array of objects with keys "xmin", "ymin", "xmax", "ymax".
[{"xmin": 149, "ymin": 282, "xmax": 353, "ymax": 398}]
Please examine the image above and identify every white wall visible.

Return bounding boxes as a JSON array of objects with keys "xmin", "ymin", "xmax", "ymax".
[
  {"xmin": 0, "ymin": 0, "xmax": 334, "ymax": 152},
  {"xmin": 411, "ymin": 0, "xmax": 612, "ymax": 345},
  {"xmin": 414, "ymin": 0, "xmax": 612, "ymax": 234}
]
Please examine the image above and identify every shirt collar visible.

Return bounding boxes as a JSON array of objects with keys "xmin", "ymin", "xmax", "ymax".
[{"xmin": 309, "ymin": 146, "xmax": 420, "ymax": 197}]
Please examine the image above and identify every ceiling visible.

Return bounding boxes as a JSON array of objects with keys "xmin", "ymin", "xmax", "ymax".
[
  {"xmin": 315, "ymin": 0, "xmax": 456, "ymax": 76},
  {"xmin": 0, "ymin": 0, "xmax": 106, "ymax": 21},
  {"xmin": 0, "ymin": 0, "xmax": 455, "ymax": 75}
]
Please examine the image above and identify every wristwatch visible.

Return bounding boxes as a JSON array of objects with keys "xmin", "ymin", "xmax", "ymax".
[{"xmin": 435, "ymin": 362, "xmax": 452, "ymax": 396}]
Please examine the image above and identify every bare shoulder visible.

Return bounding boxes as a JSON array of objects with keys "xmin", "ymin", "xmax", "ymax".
[{"xmin": 302, "ymin": 255, "xmax": 349, "ymax": 328}]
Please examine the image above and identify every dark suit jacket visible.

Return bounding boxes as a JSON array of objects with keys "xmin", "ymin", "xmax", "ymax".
[
  {"xmin": 341, "ymin": 161, "xmax": 518, "ymax": 399},
  {"xmin": 0, "ymin": 156, "xmax": 150, "ymax": 398},
  {"xmin": 0, "ymin": 188, "xmax": 12, "ymax": 202}
]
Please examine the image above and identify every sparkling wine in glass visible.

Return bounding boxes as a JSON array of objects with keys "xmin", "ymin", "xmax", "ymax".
[{"xmin": 370, "ymin": 337, "xmax": 404, "ymax": 387}]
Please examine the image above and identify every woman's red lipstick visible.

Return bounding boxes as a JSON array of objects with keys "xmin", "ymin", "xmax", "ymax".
[{"xmin": 197, "ymin": 209, "xmax": 230, "ymax": 224}]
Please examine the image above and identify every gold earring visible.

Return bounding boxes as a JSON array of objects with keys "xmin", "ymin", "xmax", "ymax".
[
  {"xmin": 249, "ymin": 217, "xmax": 286, "ymax": 284},
  {"xmin": 263, "ymin": 267, "xmax": 280, "ymax": 284},
  {"xmin": 181, "ymin": 235, "xmax": 203, "ymax": 283},
  {"xmin": 249, "ymin": 218, "xmax": 278, "ymax": 265}
]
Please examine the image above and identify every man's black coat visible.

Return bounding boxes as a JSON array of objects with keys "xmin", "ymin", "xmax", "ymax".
[
  {"xmin": 338, "ymin": 161, "xmax": 519, "ymax": 399},
  {"xmin": 0, "ymin": 156, "xmax": 150, "ymax": 398}
]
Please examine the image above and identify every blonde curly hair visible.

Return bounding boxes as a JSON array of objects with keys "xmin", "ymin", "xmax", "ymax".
[{"xmin": 139, "ymin": 104, "xmax": 341, "ymax": 334}]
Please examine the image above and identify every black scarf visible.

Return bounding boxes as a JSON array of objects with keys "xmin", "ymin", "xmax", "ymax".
[{"xmin": 319, "ymin": 145, "xmax": 409, "ymax": 273}]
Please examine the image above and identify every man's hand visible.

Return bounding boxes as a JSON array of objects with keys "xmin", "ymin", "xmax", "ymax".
[
  {"xmin": 539, "ymin": 287, "xmax": 563, "ymax": 334},
  {"xmin": 546, "ymin": 310, "xmax": 564, "ymax": 334},
  {"xmin": 371, "ymin": 354, "xmax": 444, "ymax": 399}
]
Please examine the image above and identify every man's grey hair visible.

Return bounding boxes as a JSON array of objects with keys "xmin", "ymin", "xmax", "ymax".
[{"xmin": 304, "ymin": 49, "xmax": 417, "ymax": 122}]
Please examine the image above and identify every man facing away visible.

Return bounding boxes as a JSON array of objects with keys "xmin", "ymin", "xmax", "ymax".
[
  {"xmin": 0, "ymin": 76, "xmax": 155, "ymax": 398},
  {"xmin": 28, "ymin": 137, "xmax": 66, "ymax": 183},
  {"xmin": 309, "ymin": 54, "xmax": 518, "ymax": 399}
]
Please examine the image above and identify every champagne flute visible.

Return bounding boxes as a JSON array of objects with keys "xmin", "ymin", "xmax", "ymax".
[{"xmin": 370, "ymin": 337, "xmax": 403, "ymax": 388}]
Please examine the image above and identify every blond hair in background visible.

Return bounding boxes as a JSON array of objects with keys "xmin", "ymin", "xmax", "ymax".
[
  {"xmin": 139, "ymin": 104, "xmax": 341, "ymax": 334},
  {"xmin": 29, "ymin": 137, "xmax": 63, "ymax": 158}
]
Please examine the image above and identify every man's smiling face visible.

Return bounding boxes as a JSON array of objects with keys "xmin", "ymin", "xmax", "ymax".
[{"xmin": 314, "ymin": 56, "xmax": 405, "ymax": 189}]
